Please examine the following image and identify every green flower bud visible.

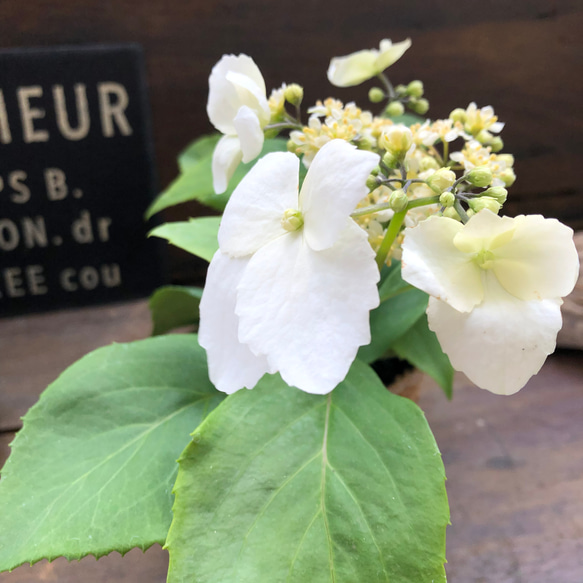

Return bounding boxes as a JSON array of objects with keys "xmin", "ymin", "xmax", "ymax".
[
  {"xmin": 370, "ymin": 165, "xmax": 381, "ymax": 176},
  {"xmin": 427, "ymin": 168, "xmax": 456, "ymax": 193},
  {"xmin": 385, "ymin": 101, "xmax": 405, "ymax": 117},
  {"xmin": 419, "ymin": 156, "xmax": 440, "ymax": 171},
  {"xmin": 482, "ymin": 186, "xmax": 508, "ymax": 204},
  {"xmin": 497, "ymin": 154, "xmax": 514, "ymax": 167},
  {"xmin": 281, "ymin": 208, "xmax": 304, "ymax": 232},
  {"xmin": 366, "ymin": 175, "xmax": 380, "ymax": 191},
  {"xmin": 286, "ymin": 139, "xmax": 297, "ymax": 153},
  {"xmin": 442, "ymin": 207, "xmax": 461, "ymax": 221},
  {"xmin": 411, "ymin": 98, "xmax": 429, "ymax": 115},
  {"xmin": 395, "ymin": 84, "xmax": 407, "ymax": 96},
  {"xmin": 439, "ymin": 191, "xmax": 456, "ymax": 207},
  {"xmin": 389, "ymin": 189, "xmax": 408, "ymax": 212},
  {"xmin": 407, "ymin": 80, "xmax": 424, "ymax": 98},
  {"xmin": 469, "ymin": 196, "xmax": 501, "ymax": 214},
  {"xmin": 449, "ymin": 108, "xmax": 466, "ymax": 123},
  {"xmin": 466, "ymin": 208, "xmax": 476, "ymax": 218},
  {"xmin": 490, "ymin": 137, "xmax": 504, "ymax": 153},
  {"xmin": 358, "ymin": 137, "xmax": 374, "ymax": 151},
  {"xmin": 283, "ymin": 84, "xmax": 304, "ymax": 106},
  {"xmin": 500, "ymin": 168, "xmax": 516, "ymax": 187},
  {"xmin": 368, "ymin": 87, "xmax": 385, "ymax": 103},
  {"xmin": 382, "ymin": 151, "xmax": 399, "ymax": 169},
  {"xmin": 476, "ymin": 130, "xmax": 493, "ymax": 144},
  {"xmin": 465, "ymin": 166, "xmax": 493, "ymax": 187}
]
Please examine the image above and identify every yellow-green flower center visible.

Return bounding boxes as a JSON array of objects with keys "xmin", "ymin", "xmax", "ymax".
[
  {"xmin": 474, "ymin": 249, "xmax": 496, "ymax": 270},
  {"xmin": 281, "ymin": 208, "xmax": 304, "ymax": 232}
]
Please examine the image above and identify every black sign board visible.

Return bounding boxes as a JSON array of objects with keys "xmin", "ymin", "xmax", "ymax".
[{"xmin": 0, "ymin": 44, "xmax": 163, "ymax": 317}]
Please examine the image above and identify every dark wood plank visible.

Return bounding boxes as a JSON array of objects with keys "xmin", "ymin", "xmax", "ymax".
[
  {"xmin": 0, "ymin": 300, "xmax": 151, "ymax": 431},
  {"xmin": 419, "ymin": 352, "xmax": 583, "ymax": 582},
  {"xmin": 0, "ymin": 1, "xmax": 580, "ymax": 231},
  {"xmin": 0, "ymin": 546, "xmax": 168, "ymax": 583}
]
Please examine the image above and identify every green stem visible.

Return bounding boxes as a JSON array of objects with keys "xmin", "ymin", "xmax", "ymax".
[
  {"xmin": 351, "ymin": 194, "xmax": 440, "ymax": 219},
  {"xmin": 442, "ymin": 140, "xmax": 449, "ymax": 163},
  {"xmin": 377, "ymin": 72, "xmax": 396, "ymax": 99},
  {"xmin": 264, "ymin": 121, "xmax": 303, "ymax": 131},
  {"xmin": 375, "ymin": 209, "xmax": 407, "ymax": 269},
  {"xmin": 406, "ymin": 194, "xmax": 441, "ymax": 209}
]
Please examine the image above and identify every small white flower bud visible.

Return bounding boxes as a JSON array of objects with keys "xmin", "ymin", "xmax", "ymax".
[
  {"xmin": 389, "ymin": 189, "xmax": 408, "ymax": 212},
  {"xmin": 382, "ymin": 151, "xmax": 399, "ymax": 169},
  {"xmin": 368, "ymin": 87, "xmax": 385, "ymax": 103},
  {"xmin": 450, "ymin": 108, "xmax": 466, "ymax": 123},
  {"xmin": 411, "ymin": 98, "xmax": 429, "ymax": 115},
  {"xmin": 385, "ymin": 101, "xmax": 405, "ymax": 117},
  {"xmin": 482, "ymin": 186, "xmax": 508, "ymax": 204},
  {"xmin": 379, "ymin": 125, "xmax": 413, "ymax": 156},
  {"xmin": 497, "ymin": 154, "xmax": 514, "ymax": 167},
  {"xmin": 469, "ymin": 196, "xmax": 501, "ymax": 214},
  {"xmin": 500, "ymin": 168, "xmax": 517, "ymax": 187},
  {"xmin": 490, "ymin": 137, "xmax": 504, "ymax": 152},
  {"xmin": 407, "ymin": 80, "xmax": 424, "ymax": 98},
  {"xmin": 465, "ymin": 166, "xmax": 493, "ymax": 187},
  {"xmin": 283, "ymin": 84, "xmax": 304, "ymax": 106},
  {"xmin": 427, "ymin": 168, "xmax": 456, "ymax": 193},
  {"xmin": 366, "ymin": 175, "xmax": 380, "ymax": 191},
  {"xmin": 439, "ymin": 191, "xmax": 456, "ymax": 207}
]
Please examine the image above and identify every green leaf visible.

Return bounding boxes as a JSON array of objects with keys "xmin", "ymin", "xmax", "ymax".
[
  {"xmin": 146, "ymin": 137, "xmax": 289, "ymax": 218},
  {"xmin": 149, "ymin": 216, "xmax": 220, "ymax": 262},
  {"xmin": 358, "ymin": 286, "xmax": 429, "ymax": 364},
  {"xmin": 378, "ymin": 260, "xmax": 412, "ymax": 302},
  {"xmin": 149, "ymin": 285, "xmax": 204, "ymax": 336},
  {"xmin": 178, "ymin": 134, "xmax": 221, "ymax": 173},
  {"xmin": 392, "ymin": 314, "xmax": 454, "ymax": 399},
  {"xmin": 388, "ymin": 113, "xmax": 425, "ymax": 127},
  {"xmin": 166, "ymin": 360, "xmax": 448, "ymax": 583},
  {"xmin": 0, "ymin": 335, "xmax": 224, "ymax": 571}
]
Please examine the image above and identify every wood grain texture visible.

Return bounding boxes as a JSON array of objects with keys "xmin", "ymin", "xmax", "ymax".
[
  {"xmin": 419, "ymin": 353, "xmax": 583, "ymax": 582},
  {"xmin": 0, "ymin": 1, "xmax": 580, "ymax": 233},
  {"xmin": 0, "ymin": 300, "xmax": 151, "ymax": 431}
]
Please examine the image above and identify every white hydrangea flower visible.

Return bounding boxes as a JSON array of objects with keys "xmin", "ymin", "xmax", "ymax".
[
  {"xmin": 327, "ymin": 38, "xmax": 412, "ymax": 87},
  {"xmin": 401, "ymin": 210, "xmax": 579, "ymax": 395},
  {"xmin": 207, "ymin": 54, "xmax": 271, "ymax": 194},
  {"xmin": 199, "ymin": 139, "xmax": 381, "ymax": 395}
]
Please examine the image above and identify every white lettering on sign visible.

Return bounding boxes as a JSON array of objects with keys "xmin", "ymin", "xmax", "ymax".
[
  {"xmin": 0, "ymin": 82, "xmax": 133, "ymax": 143},
  {"xmin": 60, "ymin": 263, "xmax": 121, "ymax": 292}
]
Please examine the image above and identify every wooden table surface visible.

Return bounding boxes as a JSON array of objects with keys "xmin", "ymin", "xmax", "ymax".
[{"xmin": 1, "ymin": 301, "xmax": 582, "ymax": 582}]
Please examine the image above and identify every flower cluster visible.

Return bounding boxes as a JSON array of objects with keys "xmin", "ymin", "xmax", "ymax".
[{"xmin": 199, "ymin": 41, "xmax": 579, "ymax": 398}]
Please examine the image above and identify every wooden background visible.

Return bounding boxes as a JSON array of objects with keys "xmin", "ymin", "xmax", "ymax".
[{"xmin": 1, "ymin": 1, "xmax": 581, "ymax": 281}]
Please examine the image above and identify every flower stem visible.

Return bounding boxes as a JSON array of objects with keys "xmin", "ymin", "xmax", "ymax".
[{"xmin": 375, "ymin": 209, "xmax": 407, "ymax": 269}]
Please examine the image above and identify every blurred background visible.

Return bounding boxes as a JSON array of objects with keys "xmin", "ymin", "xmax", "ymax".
[{"xmin": 1, "ymin": 1, "xmax": 582, "ymax": 582}]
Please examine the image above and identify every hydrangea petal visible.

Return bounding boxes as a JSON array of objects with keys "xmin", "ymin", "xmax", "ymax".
[
  {"xmin": 212, "ymin": 134, "xmax": 243, "ymax": 194},
  {"xmin": 492, "ymin": 214, "xmax": 579, "ymax": 301},
  {"xmin": 375, "ymin": 38, "xmax": 412, "ymax": 72},
  {"xmin": 327, "ymin": 50, "xmax": 379, "ymax": 87},
  {"xmin": 401, "ymin": 216, "xmax": 484, "ymax": 312},
  {"xmin": 226, "ymin": 71, "xmax": 270, "ymax": 124},
  {"xmin": 235, "ymin": 220, "xmax": 380, "ymax": 394},
  {"xmin": 198, "ymin": 251, "xmax": 271, "ymax": 393},
  {"xmin": 219, "ymin": 152, "xmax": 299, "ymax": 257},
  {"xmin": 207, "ymin": 54, "xmax": 265, "ymax": 135},
  {"xmin": 427, "ymin": 274, "xmax": 563, "ymax": 395},
  {"xmin": 453, "ymin": 209, "xmax": 516, "ymax": 254},
  {"xmin": 301, "ymin": 139, "xmax": 379, "ymax": 251},
  {"xmin": 233, "ymin": 105, "xmax": 265, "ymax": 163}
]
